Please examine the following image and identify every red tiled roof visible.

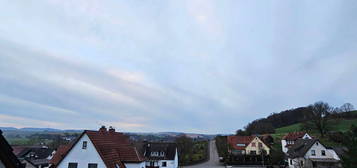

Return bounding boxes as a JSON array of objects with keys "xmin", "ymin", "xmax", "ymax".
[
  {"xmin": 227, "ymin": 136, "xmax": 254, "ymax": 150},
  {"xmin": 50, "ymin": 129, "xmax": 143, "ymax": 168},
  {"xmin": 282, "ymin": 132, "xmax": 307, "ymax": 141}
]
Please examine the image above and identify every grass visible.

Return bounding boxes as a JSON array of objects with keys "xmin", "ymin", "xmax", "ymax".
[{"xmin": 275, "ymin": 118, "xmax": 357, "ymax": 134}]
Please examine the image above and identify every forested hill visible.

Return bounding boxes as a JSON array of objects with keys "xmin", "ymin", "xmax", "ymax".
[{"xmin": 238, "ymin": 102, "xmax": 356, "ymax": 135}]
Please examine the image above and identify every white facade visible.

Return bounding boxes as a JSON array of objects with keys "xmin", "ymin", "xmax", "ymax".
[
  {"xmin": 57, "ymin": 133, "xmax": 145, "ymax": 168},
  {"xmin": 288, "ymin": 141, "xmax": 340, "ymax": 168},
  {"xmin": 145, "ymin": 149, "xmax": 178, "ymax": 168},
  {"xmin": 57, "ymin": 134, "xmax": 107, "ymax": 168},
  {"xmin": 282, "ymin": 133, "xmax": 312, "ymax": 153},
  {"xmin": 124, "ymin": 162, "xmax": 145, "ymax": 168}
]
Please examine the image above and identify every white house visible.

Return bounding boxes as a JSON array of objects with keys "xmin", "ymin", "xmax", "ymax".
[
  {"xmin": 50, "ymin": 126, "xmax": 145, "ymax": 168},
  {"xmin": 142, "ymin": 143, "xmax": 178, "ymax": 168},
  {"xmin": 287, "ymin": 139, "xmax": 341, "ymax": 168},
  {"xmin": 281, "ymin": 132, "xmax": 312, "ymax": 153}
]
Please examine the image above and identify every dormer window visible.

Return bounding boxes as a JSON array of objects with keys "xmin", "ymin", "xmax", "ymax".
[
  {"xmin": 151, "ymin": 152, "xmax": 159, "ymax": 156},
  {"xmin": 82, "ymin": 141, "xmax": 87, "ymax": 149},
  {"xmin": 160, "ymin": 151, "xmax": 165, "ymax": 156}
]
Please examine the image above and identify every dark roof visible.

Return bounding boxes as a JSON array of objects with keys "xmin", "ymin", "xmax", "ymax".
[
  {"xmin": 51, "ymin": 128, "xmax": 143, "ymax": 168},
  {"xmin": 0, "ymin": 130, "xmax": 25, "ymax": 168},
  {"xmin": 287, "ymin": 139, "xmax": 322, "ymax": 158},
  {"xmin": 13, "ymin": 146, "xmax": 54, "ymax": 159},
  {"xmin": 143, "ymin": 142, "xmax": 177, "ymax": 160}
]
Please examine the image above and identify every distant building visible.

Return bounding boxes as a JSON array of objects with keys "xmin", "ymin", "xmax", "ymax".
[
  {"xmin": 0, "ymin": 130, "xmax": 25, "ymax": 168},
  {"xmin": 286, "ymin": 139, "xmax": 341, "ymax": 168},
  {"xmin": 227, "ymin": 136, "xmax": 270, "ymax": 155},
  {"xmin": 140, "ymin": 142, "xmax": 178, "ymax": 168},
  {"xmin": 12, "ymin": 145, "xmax": 55, "ymax": 168},
  {"xmin": 50, "ymin": 126, "xmax": 145, "ymax": 168},
  {"xmin": 281, "ymin": 132, "xmax": 312, "ymax": 153}
]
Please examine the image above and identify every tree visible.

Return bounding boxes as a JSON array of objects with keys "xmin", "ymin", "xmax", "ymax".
[
  {"xmin": 235, "ymin": 129, "xmax": 247, "ymax": 136},
  {"xmin": 175, "ymin": 135, "xmax": 194, "ymax": 164},
  {"xmin": 342, "ymin": 125, "xmax": 357, "ymax": 168},
  {"xmin": 308, "ymin": 101, "xmax": 332, "ymax": 137},
  {"xmin": 340, "ymin": 103, "xmax": 355, "ymax": 113}
]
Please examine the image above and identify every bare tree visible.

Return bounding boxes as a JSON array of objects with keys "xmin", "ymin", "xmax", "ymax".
[
  {"xmin": 340, "ymin": 103, "xmax": 355, "ymax": 113},
  {"xmin": 309, "ymin": 101, "xmax": 332, "ymax": 137}
]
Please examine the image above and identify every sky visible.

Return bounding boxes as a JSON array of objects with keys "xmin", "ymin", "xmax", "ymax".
[{"xmin": 0, "ymin": 0, "xmax": 357, "ymax": 134}]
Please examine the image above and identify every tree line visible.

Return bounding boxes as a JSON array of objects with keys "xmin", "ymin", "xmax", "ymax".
[{"xmin": 236, "ymin": 102, "xmax": 355, "ymax": 136}]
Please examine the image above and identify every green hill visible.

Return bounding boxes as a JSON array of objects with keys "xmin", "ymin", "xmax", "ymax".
[{"xmin": 275, "ymin": 118, "xmax": 357, "ymax": 134}]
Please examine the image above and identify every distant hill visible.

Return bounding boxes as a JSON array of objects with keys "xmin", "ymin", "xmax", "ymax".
[{"xmin": 0, "ymin": 127, "xmax": 81, "ymax": 133}]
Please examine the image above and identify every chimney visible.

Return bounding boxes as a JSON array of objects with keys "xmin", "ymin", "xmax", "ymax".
[
  {"xmin": 109, "ymin": 126, "xmax": 115, "ymax": 133},
  {"xmin": 99, "ymin": 126, "xmax": 107, "ymax": 133}
]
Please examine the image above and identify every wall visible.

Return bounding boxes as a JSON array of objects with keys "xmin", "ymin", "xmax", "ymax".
[
  {"xmin": 304, "ymin": 141, "xmax": 335, "ymax": 159},
  {"xmin": 125, "ymin": 162, "xmax": 145, "ymax": 168},
  {"xmin": 57, "ymin": 134, "xmax": 107, "ymax": 168},
  {"xmin": 245, "ymin": 137, "xmax": 270, "ymax": 155},
  {"xmin": 281, "ymin": 140, "xmax": 288, "ymax": 153},
  {"xmin": 144, "ymin": 148, "xmax": 178, "ymax": 168}
]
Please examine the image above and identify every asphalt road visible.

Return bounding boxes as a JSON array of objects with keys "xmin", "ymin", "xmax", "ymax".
[{"xmin": 183, "ymin": 140, "xmax": 223, "ymax": 168}]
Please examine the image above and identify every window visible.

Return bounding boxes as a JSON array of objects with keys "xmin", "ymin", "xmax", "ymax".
[
  {"xmin": 316, "ymin": 142, "xmax": 319, "ymax": 146},
  {"xmin": 321, "ymin": 150, "xmax": 326, "ymax": 156},
  {"xmin": 258, "ymin": 142, "xmax": 262, "ymax": 148},
  {"xmin": 250, "ymin": 151, "xmax": 256, "ymax": 155},
  {"xmin": 68, "ymin": 163, "xmax": 78, "ymax": 168},
  {"xmin": 82, "ymin": 141, "xmax": 87, "ymax": 149},
  {"xmin": 290, "ymin": 159, "xmax": 292, "ymax": 165},
  {"xmin": 150, "ymin": 161, "xmax": 155, "ymax": 166},
  {"xmin": 300, "ymin": 160, "xmax": 303, "ymax": 166},
  {"xmin": 252, "ymin": 142, "xmax": 256, "ymax": 147},
  {"xmin": 151, "ymin": 152, "xmax": 159, "ymax": 156},
  {"xmin": 311, "ymin": 150, "xmax": 316, "ymax": 156},
  {"xmin": 160, "ymin": 151, "xmax": 165, "ymax": 156},
  {"xmin": 237, "ymin": 144, "xmax": 245, "ymax": 147},
  {"xmin": 88, "ymin": 163, "xmax": 97, "ymax": 168},
  {"xmin": 162, "ymin": 162, "xmax": 167, "ymax": 167}
]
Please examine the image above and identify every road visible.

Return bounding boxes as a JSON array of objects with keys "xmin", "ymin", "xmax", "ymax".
[
  {"xmin": 183, "ymin": 140, "xmax": 267, "ymax": 168},
  {"xmin": 184, "ymin": 140, "xmax": 223, "ymax": 168}
]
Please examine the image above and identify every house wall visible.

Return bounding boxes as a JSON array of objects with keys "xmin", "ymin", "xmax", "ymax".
[
  {"xmin": 304, "ymin": 142, "xmax": 335, "ymax": 159},
  {"xmin": 245, "ymin": 137, "xmax": 270, "ymax": 155},
  {"xmin": 288, "ymin": 157, "xmax": 306, "ymax": 168},
  {"xmin": 281, "ymin": 140, "xmax": 288, "ymax": 153},
  {"xmin": 57, "ymin": 134, "xmax": 107, "ymax": 168},
  {"xmin": 125, "ymin": 162, "xmax": 145, "ymax": 168},
  {"xmin": 144, "ymin": 149, "xmax": 178, "ymax": 168},
  {"xmin": 302, "ymin": 133, "xmax": 312, "ymax": 139}
]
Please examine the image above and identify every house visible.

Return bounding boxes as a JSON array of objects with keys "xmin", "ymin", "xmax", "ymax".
[
  {"xmin": 227, "ymin": 136, "xmax": 270, "ymax": 155},
  {"xmin": 281, "ymin": 132, "xmax": 312, "ymax": 153},
  {"xmin": 140, "ymin": 142, "xmax": 178, "ymax": 168},
  {"xmin": 286, "ymin": 139, "xmax": 341, "ymax": 168},
  {"xmin": 50, "ymin": 126, "xmax": 145, "ymax": 168},
  {"xmin": 12, "ymin": 145, "xmax": 55, "ymax": 168},
  {"xmin": 0, "ymin": 130, "xmax": 25, "ymax": 168}
]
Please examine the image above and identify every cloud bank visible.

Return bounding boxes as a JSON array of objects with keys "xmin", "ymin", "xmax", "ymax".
[{"xmin": 0, "ymin": 0, "xmax": 356, "ymax": 133}]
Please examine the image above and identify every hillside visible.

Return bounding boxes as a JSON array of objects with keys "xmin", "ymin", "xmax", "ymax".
[{"xmin": 275, "ymin": 118, "xmax": 357, "ymax": 134}]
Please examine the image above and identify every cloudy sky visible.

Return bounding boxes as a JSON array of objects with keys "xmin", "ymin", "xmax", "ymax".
[{"xmin": 0, "ymin": 0, "xmax": 356, "ymax": 134}]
